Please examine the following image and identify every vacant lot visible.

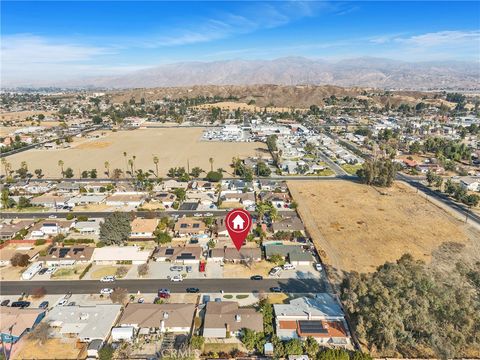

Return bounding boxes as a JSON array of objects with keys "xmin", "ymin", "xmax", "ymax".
[
  {"xmin": 289, "ymin": 180, "xmax": 472, "ymax": 275},
  {"xmin": 7, "ymin": 128, "xmax": 269, "ymax": 178}
]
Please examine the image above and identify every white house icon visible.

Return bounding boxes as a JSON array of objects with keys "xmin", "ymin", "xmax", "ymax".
[{"xmin": 232, "ymin": 215, "xmax": 245, "ymax": 230}]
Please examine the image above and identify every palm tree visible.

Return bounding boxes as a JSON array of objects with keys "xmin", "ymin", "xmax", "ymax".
[
  {"xmin": 128, "ymin": 159, "xmax": 134, "ymax": 176},
  {"xmin": 123, "ymin": 152, "xmax": 128, "ymax": 173},
  {"xmin": 153, "ymin": 155, "xmax": 159, "ymax": 178},
  {"xmin": 1, "ymin": 158, "xmax": 8, "ymax": 176},
  {"xmin": 209, "ymin": 157, "xmax": 214, "ymax": 172},
  {"xmin": 132, "ymin": 155, "xmax": 136, "ymax": 173},
  {"xmin": 58, "ymin": 160, "xmax": 64, "ymax": 178},
  {"xmin": 104, "ymin": 161, "xmax": 110, "ymax": 178}
]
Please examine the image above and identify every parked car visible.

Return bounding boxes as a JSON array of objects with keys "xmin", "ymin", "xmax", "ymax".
[
  {"xmin": 137, "ymin": 297, "xmax": 145, "ymax": 303},
  {"xmin": 58, "ymin": 298, "xmax": 68, "ymax": 306},
  {"xmin": 315, "ymin": 263, "xmax": 323, "ymax": 271},
  {"xmin": 250, "ymin": 275, "xmax": 263, "ymax": 280},
  {"xmin": 100, "ymin": 275, "xmax": 116, "ymax": 282},
  {"xmin": 270, "ymin": 287, "xmax": 282, "ymax": 293},
  {"xmin": 158, "ymin": 291, "xmax": 171, "ymax": 299},
  {"xmin": 186, "ymin": 266, "xmax": 193, "ymax": 273},
  {"xmin": 45, "ymin": 267, "xmax": 57, "ymax": 275},
  {"xmin": 283, "ymin": 263, "xmax": 296, "ymax": 270},
  {"xmin": 186, "ymin": 287, "xmax": 199, "ymax": 293},
  {"xmin": 48, "ymin": 215, "xmax": 57, "ymax": 219},
  {"xmin": 11, "ymin": 301, "xmax": 30, "ymax": 308},
  {"xmin": 204, "ymin": 213, "xmax": 213, "ymax": 217},
  {"xmin": 100, "ymin": 288, "xmax": 114, "ymax": 295},
  {"xmin": 1, "ymin": 300, "xmax": 10, "ymax": 306},
  {"xmin": 170, "ymin": 275, "xmax": 183, "ymax": 282},
  {"xmin": 64, "ymin": 292, "xmax": 72, "ymax": 299},
  {"xmin": 38, "ymin": 268, "xmax": 48, "ymax": 275},
  {"xmin": 269, "ymin": 267, "xmax": 282, "ymax": 276},
  {"xmin": 193, "ymin": 213, "xmax": 203, "ymax": 217},
  {"xmin": 158, "ymin": 288, "xmax": 170, "ymax": 295},
  {"xmin": 67, "ymin": 301, "xmax": 76, "ymax": 306},
  {"xmin": 170, "ymin": 266, "xmax": 183, "ymax": 272},
  {"xmin": 39, "ymin": 301, "xmax": 49, "ymax": 309}
]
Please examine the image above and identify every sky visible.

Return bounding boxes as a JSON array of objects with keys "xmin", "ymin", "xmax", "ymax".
[{"xmin": 1, "ymin": 1, "xmax": 479, "ymax": 86}]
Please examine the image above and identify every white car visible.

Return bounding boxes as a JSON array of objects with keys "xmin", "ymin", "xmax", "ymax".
[
  {"xmin": 48, "ymin": 215, "xmax": 57, "ymax": 219},
  {"xmin": 269, "ymin": 267, "xmax": 282, "ymax": 276},
  {"xmin": 100, "ymin": 276, "xmax": 116, "ymax": 282},
  {"xmin": 100, "ymin": 288, "xmax": 114, "ymax": 295},
  {"xmin": 58, "ymin": 298, "xmax": 68, "ymax": 306},
  {"xmin": 193, "ymin": 213, "xmax": 203, "ymax": 217},
  {"xmin": 283, "ymin": 263, "xmax": 296, "ymax": 270},
  {"xmin": 170, "ymin": 275, "xmax": 183, "ymax": 282},
  {"xmin": 315, "ymin": 263, "xmax": 323, "ymax": 271},
  {"xmin": 45, "ymin": 267, "xmax": 57, "ymax": 275}
]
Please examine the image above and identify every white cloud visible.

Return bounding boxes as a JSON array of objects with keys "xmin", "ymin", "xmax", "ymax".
[{"xmin": 398, "ymin": 30, "xmax": 480, "ymax": 47}]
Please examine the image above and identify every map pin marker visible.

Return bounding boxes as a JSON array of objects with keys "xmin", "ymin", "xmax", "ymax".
[{"xmin": 225, "ymin": 208, "xmax": 252, "ymax": 251}]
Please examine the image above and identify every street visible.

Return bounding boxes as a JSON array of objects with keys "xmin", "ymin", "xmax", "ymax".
[{"xmin": 0, "ymin": 278, "xmax": 327, "ymax": 295}]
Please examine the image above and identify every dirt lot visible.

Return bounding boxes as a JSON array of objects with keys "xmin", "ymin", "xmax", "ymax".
[
  {"xmin": 288, "ymin": 180, "xmax": 475, "ymax": 275},
  {"xmin": 223, "ymin": 261, "xmax": 273, "ymax": 277},
  {"xmin": 7, "ymin": 128, "xmax": 269, "ymax": 178}
]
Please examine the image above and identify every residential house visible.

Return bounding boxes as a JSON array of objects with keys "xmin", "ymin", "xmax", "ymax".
[
  {"xmin": 74, "ymin": 218, "xmax": 103, "ymax": 236},
  {"xmin": 272, "ymin": 216, "xmax": 306, "ymax": 235},
  {"xmin": 209, "ymin": 247, "xmax": 262, "ymax": 263},
  {"xmin": 30, "ymin": 194, "xmax": 70, "ymax": 208},
  {"xmin": 273, "ymin": 295, "xmax": 352, "ymax": 348},
  {"xmin": 264, "ymin": 244, "xmax": 313, "ymax": 266},
  {"xmin": 0, "ymin": 307, "xmax": 46, "ymax": 343},
  {"xmin": 0, "ymin": 245, "xmax": 41, "ymax": 267},
  {"xmin": 161, "ymin": 180, "xmax": 189, "ymax": 191},
  {"xmin": 66, "ymin": 194, "xmax": 107, "ymax": 207},
  {"xmin": 56, "ymin": 182, "xmax": 81, "ymax": 193},
  {"xmin": 38, "ymin": 246, "xmax": 94, "ymax": 266},
  {"xmin": 24, "ymin": 182, "xmax": 54, "ymax": 195},
  {"xmin": 155, "ymin": 192, "xmax": 177, "ymax": 208},
  {"xmin": 130, "ymin": 218, "xmax": 159, "ymax": 239},
  {"xmin": 174, "ymin": 218, "xmax": 206, "ymax": 237},
  {"xmin": 106, "ymin": 192, "xmax": 145, "ymax": 207},
  {"xmin": 223, "ymin": 192, "xmax": 256, "ymax": 208},
  {"xmin": 259, "ymin": 191, "xmax": 291, "ymax": 209},
  {"xmin": 191, "ymin": 181, "xmax": 213, "ymax": 191},
  {"xmin": 459, "ymin": 176, "xmax": 480, "ymax": 192},
  {"xmin": 92, "ymin": 246, "xmax": 152, "ymax": 265},
  {"xmin": 153, "ymin": 246, "xmax": 202, "ymax": 264},
  {"xmin": 117, "ymin": 303, "xmax": 196, "ymax": 334},
  {"xmin": 29, "ymin": 220, "xmax": 74, "ymax": 239},
  {"xmin": 46, "ymin": 304, "xmax": 122, "ymax": 343},
  {"xmin": 0, "ymin": 220, "xmax": 34, "ymax": 240},
  {"xmin": 202, "ymin": 301, "xmax": 263, "ymax": 338}
]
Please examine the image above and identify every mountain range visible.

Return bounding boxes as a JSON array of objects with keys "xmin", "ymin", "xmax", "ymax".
[{"xmin": 75, "ymin": 57, "xmax": 479, "ymax": 90}]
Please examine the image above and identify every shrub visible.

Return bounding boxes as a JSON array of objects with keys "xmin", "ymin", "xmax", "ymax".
[
  {"xmin": 10, "ymin": 253, "xmax": 30, "ymax": 267},
  {"xmin": 65, "ymin": 213, "xmax": 74, "ymax": 220},
  {"xmin": 79, "ymin": 263, "xmax": 92, "ymax": 280},
  {"xmin": 31, "ymin": 287, "xmax": 47, "ymax": 298},
  {"xmin": 137, "ymin": 263, "xmax": 149, "ymax": 277},
  {"xmin": 34, "ymin": 239, "xmax": 46, "ymax": 246},
  {"xmin": 190, "ymin": 336, "xmax": 204, "ymax": 350}
]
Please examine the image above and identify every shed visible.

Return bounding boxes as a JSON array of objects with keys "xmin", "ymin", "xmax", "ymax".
[{"xmin": 111, "ymin": 327, "xmax": 135, "ymax": 342}]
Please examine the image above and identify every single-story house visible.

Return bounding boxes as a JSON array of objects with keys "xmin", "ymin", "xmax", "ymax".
[
  {"xmin": 259, "ymin": 191, "xmax": 291, "ymax": 209},
  {"xmin": 46, "ymin": 304, "xmax": 122, "ymax": 343},
  {"xmin": 223, "ymin": 192, "xmax": 256, "ymax": 207},
  {"xmin": 155, "ymin": 192, "xmax": 177, "ymax": 208},
  {"xmin": 130, "ymin": 218, "xmax": 159, "ymax": 238},
  {"xmin": 38, "ymin": 246, "xmax": 94, "ymax": 266},
  {"xmin": 117, "ymin": 303, "xmax": 196, "ymax": 334},
  {"xmin": 160, "ymin": 180, "xmax": 189, "ymax": 191},
  {"xmin": 30, "ymin": 194, "xmax": 71, "ymax": 208},
  {"xmin": 66, "ymin": 194, "xmax": 106, "ymax": 207},
  {"xmin": 209, "ymin": 247, "xmax": 262, "ymax": 263},
  {"xmin": 0, "ymin": 307, "xmax": 46, "ymax": 343},
  {"xmin": 273, "ymin": 295, "xmax": 352, "ymax": 347},
  {"xmin": 191, "ymin": 181, "xmax": 213, "ymax": 191},
  {"xmin": 0, "ymin": 220, "xmax": 35, "ymax": 240},
  {"xmin": 74, "ymin": 218, "xmax": 103, "ymax": 236},
  {"xmin": 92, "ymin": 246, "xmax": 152, "ymax": 265},
  {"xmin": 106, "ymin": 192, "xmax": 145, "ymax": 207},
  {"xmin": 23, "ymin": 182, "xmax": 54, "ymax": 195},
  {"xmin": 174, "ymin": 218, "xmax": 206, "ymax": 237},
  {"xmin": 153, "ymin": 246, "xmax": 202, "ymax": 264},
  {"xmin": 264, "ymin": 244, "xmax": 313, "ymax": 266},
  {"xmin": 29, "ymin": 220, "xmax": 74, "ymax": 239},
  {"xmin": 459, "ymin": 176, "xmax": 480, "ymax": 192},
  {"xmin": 56, "ymin": 182, "xmax": 81, "ymax": 193},
  {"xmin": 202, "ymin": 301, "xmax": 263, "ymax": 338},
  {"xmin": 0, "ymin": 245, "xmax": 41, "ymax": 267},
  {"xmin": 272, "ymin": 216, "xmax": 306, "ymax": 234}
]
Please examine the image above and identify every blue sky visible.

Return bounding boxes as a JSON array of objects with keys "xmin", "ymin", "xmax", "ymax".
[{"xmin": 1, "ymin": 1, "xmax": 479, "ymax": 86}]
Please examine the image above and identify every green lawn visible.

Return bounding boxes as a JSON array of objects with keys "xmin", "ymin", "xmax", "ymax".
[{"xmin": 341, "ymin": 163, "xmax": 363, "ymax": 175}]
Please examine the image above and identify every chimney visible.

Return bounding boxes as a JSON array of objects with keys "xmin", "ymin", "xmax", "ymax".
[
  {"xmin": 235, "ymin": 314, "xmax": 241, "ymax": 322},
  {"xmin": 307, "ymin": 312, "xmax": 312, "ymax": 320}
]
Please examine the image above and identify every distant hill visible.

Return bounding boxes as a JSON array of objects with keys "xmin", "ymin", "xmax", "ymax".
[{"xmin": 78, "ymin": 57, "xmax": 479, "ymax": 90}]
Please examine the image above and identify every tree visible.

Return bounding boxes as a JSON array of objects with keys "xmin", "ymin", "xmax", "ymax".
[
  {"xmin": 17, "ymin": 196, "xmax": 31, "ymax": 209},
  {"xmin": 155, "ymin": 231, "xmax": 172, "ymax": 244},
  {"xmin": 110, "ymin": 287, "xmax": 128, "ymax": 304},
  {"xmin": 90, "ymin": 168, "xmax": 97, "ymax": 178},
  {"xmin": 10, "ymin": 253, "xmax": 30, "ymax": 267},
  {"xmin": 303, "ymin": 336, "xmax": 319, "ymax": 358},
  {"xmin": 206, "ymin": 171, "xmax": 223, "ymax": 182},
  {"xmin": 240, "ymin": 329, "xmax": 258, "ymax": 350},
  {"xmin": 137, "ymin": 263, "xmax": 149, "ymax": 277},
  {"xmin": 31, "ymin": 287, "xmax": 47, "ymax": 298},
  {"xmin": 81, "ymin": 170, "xmax": 89, "ymax": 178},
  {"xmin": 284, "ymin": 338, "xmax": 303, "ymax": 355},
  {"xmin": 209, "ymin": 157, "xmax": 214, "ymax": 172},
  {"xmin": 357, "ymin": 159, "xmax": 397, "ymax": 187},
  {"xmin": 463, "ymin": 194, "xmax": 480, "ymax": 207},
  {"xmin": 173, "ymin": 188, "xmax": 186, "ymax": 202},
  {"xmin": 317, "ymin": 349, "xmax": 350, "ymax": 360},
  {"xmin": 58, "ymin": 160, "xmax": 64, "ymax": 177},
  {"xmin": 153, "ymin": 155, "xmax": 159, "ymax": 177},
  {"xmin": 104, "ymin": 161, "xmax": 110, "ymax": 177},
  {"xmin": 64, "ymin": 167, "xmax": 74, "ymax": 178},
  {"xmin": 99, "ymin": 212, "xmax": 132, "ymax": 245},
  {"xmin": 1, "ymin": 189, "xmax": 12, "ymax": 209},
  {"xmin": 98, "ymin": 345, "xmax": 114, "ymax": 360},
  {"xmin": 256, "ymin": 161, "xmax": 271, "ymax": 177},
  {"xmin": 190, "ymin": 335, "xmax": 205, "ymax": 350},
  {"xmin": 190, "ymin": 167, "xmax": 204, "ymax": 178},
  {"xmin": 34, "ymin": 168, "xmax": 43, "ymax": 179},
  {"xmin": 28, "ymin": 322, "xmax": 50, "ymax": 345},
  {"xmin": 112, "ymin": 168, "xmax": 123, "ymax": 180}
]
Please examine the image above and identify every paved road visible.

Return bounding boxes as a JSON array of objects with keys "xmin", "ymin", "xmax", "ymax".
[
  {"xmin": 0, "ymin": 278, "xmax": 326, "ymax": 295},
  {"xmin": 316, "ymin": 150, "xmax": 348, "ymax": 176}
]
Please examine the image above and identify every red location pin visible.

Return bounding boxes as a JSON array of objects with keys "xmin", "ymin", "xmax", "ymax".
[{"xmin": 225, "ymin": 208, "xmax": 252, "ymax": 251}]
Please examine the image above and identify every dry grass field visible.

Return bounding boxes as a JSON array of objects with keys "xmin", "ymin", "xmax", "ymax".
[
  {"xmin": 288, "ymin": 180, "xmax": 474, "ymax": 275},
  {"xmin": 194, "ymin": 101, "xmax": 305, "ymax": 113},
  {"xmin": 7, "ymin": 128, "xmax": 269, "ymax": 178}
]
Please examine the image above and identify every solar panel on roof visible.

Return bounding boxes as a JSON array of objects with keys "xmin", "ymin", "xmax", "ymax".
[
  {"xmin": 298, "ymin": 320, "xmax": 328, "ymax": 334},
  {"xmin": 165, "ymin": 249, "xmax": 174, "ymax": 255},
  {"xmin": 72, "ymin": 248, "xmax": 84, "ymax": 254},
  {"xmin": 58, "ymin": 248, "xmax": 70, "ymax": 258}
]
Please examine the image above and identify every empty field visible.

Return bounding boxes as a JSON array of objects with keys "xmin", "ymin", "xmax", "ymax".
[
  {"xmin": 7, "ymin": 128, "xmax": 269, "ymax": 178},
  {"xmin": 288, "ymin": 180, "xmax": 472, "ymax": 275}
]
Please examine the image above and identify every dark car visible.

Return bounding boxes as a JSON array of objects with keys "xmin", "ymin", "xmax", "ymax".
[
  {"xmin": 11, "ymin": 301, "xmax": 31, "ymax": 308},
  {"xmin": 39, "ymin": 301, "xmax": 49, "ymax": 309},
  {"xmin": 250, "ymin": 275, "xmax": 263, "ymax": 280},
  {"xmin": 38, "ymin": 268, "xmax": 48, "ymax": 275},
  {"xmin": 186, "ymin": 287, "xmax": 199, "ymax": 293},
  {"xmin": 1, "ymin": 299, "xmax": 10, "ymax": 306},
  {"xmin": 270, "ymin": 287, "xmax": 282, "ymax": 293}
]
